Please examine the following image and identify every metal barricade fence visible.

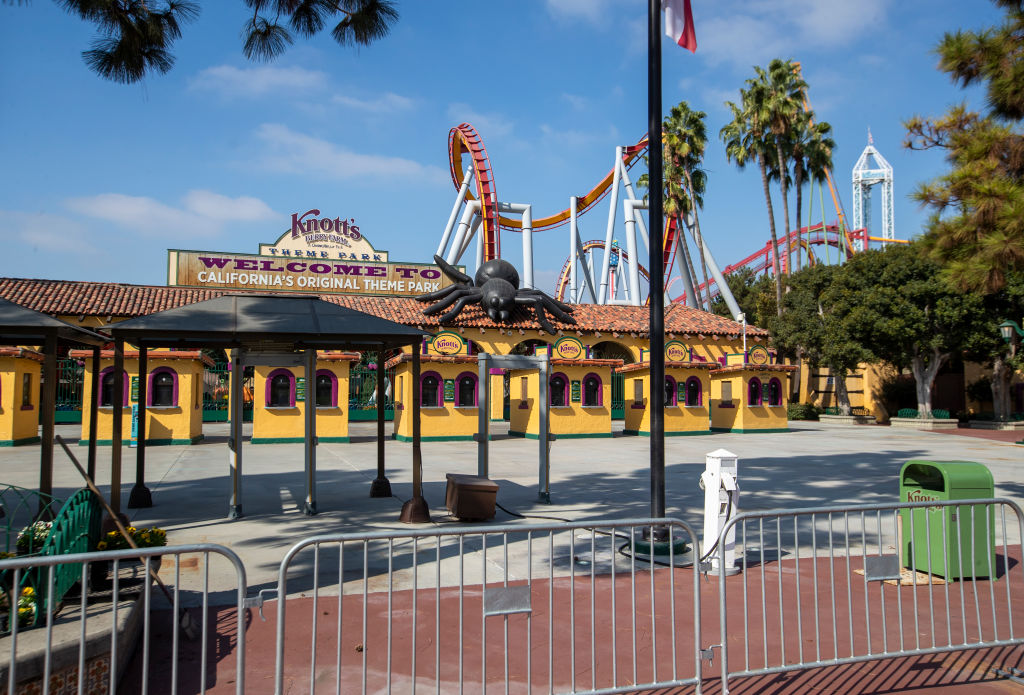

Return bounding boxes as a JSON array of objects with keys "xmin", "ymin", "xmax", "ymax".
[
  {"xmin": 271, "ymin": 518, "xmax": 703, "ymax": 695},
  {"xmin": 713, "ymin": 498, "xmax": 1024, "ymax": 694},
  {"xmin": 0, "ymin": 544, "xmax": 247, "ymax": 695}
]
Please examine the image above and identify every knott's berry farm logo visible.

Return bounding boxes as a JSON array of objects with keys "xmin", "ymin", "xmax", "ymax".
[
  {"xmin": 906, "ymin": 489, "xmax": 942, "ymax": 511},
  {"xmin": 431, "ymin": 332, "xmax": 465, "ymax": 355},
  {"xmin": 665, "ymin": 341, "xmax": 690, "ymax": 362},
  {"xmin": 291, "ymin": 209, "xmax": 362, "ymax": 244},
  {"xmin": 553, "ymin": 337, "xmax": 584, "ymax": 360}
]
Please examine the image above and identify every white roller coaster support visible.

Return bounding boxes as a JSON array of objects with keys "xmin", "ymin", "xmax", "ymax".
[
  {"xmin": 446, "ymin": 200, "xmax": 481, "ymax": 265},
  {"xmin": 624, "ymin": 199, "xmax": 645, "ymax": 306},
  {"xmin": 688, "ymin": 212, "xmax": 743, "ymax": 321},
  {"xmin": 475, "ymin": 224, "xmax": 484, "ymax": 274},
  {"xmin": 673, "ymin": 227, "xmax": 698, "ymax": 308},
  {"xmin": 437, "ymin": 167, "xmax": 474, "ymax": 258},
  {"xmin": 618, "ymin": 160, "xmax": 650, "ymax": 253},
  {"xmin": 598, "ymin": 147, "xmax": 624, "ymax": 305},
  {"xmin": 569, "ymin": 196, "xmax": 578, "ymax": 300},
  {"xmin": 575, "ymin": 233, "xmax": 598, "ymax": 303},
  {"xmin": 498, "ymin": 202, "xmax": 534, "ymax": 290}
]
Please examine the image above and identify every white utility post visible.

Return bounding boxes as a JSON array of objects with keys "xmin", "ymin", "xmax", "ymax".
[{"xmin": 702, "ymin": 449, "xmax": 740, "ymax": 575}]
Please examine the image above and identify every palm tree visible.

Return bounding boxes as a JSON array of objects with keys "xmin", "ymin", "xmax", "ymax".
[
  {"xmin": 789, "ymin": 112, "xmax": 835, "ymax": 272},
  {"xmin": 721, "ymin": 92, "xmax": 785, "ymax": 315},
  {"xmin": 662, "ymin": 102, "xmax": 713, "ymax": 310},
  {"xmin": 54, "ymin": 0, "xmax": 399, "ymax": 83},
  {"xmin": 751, "ymin": 59, "xmax": 808, "ymax": 278}
]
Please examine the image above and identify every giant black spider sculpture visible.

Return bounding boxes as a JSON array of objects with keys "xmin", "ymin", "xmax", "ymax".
[{"xmin": 416, "ymin": 255, "xmax": 575, "ymax": 334}]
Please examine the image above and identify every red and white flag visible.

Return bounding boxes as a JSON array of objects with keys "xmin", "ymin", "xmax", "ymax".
[{"xmin": 663, "ymin": 0, "xmax": 697, "ymax": 52}]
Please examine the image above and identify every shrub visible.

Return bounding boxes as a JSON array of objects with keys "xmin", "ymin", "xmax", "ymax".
[
  {"xmin": 16, "ymin": 521, "xmax": 51, "ymax": 554},
  {"xmin": 788, "ymin": 403, "xmax": 821, "ymax": 420},
  {"xmin": 95, "ymin": 526, "xmax": 167, "ymax": 551}
]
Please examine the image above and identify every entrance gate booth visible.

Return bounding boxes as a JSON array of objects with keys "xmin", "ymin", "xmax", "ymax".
[{"xmin": 474, "ymin": 353, "xmax": 555, "ymax": 502}]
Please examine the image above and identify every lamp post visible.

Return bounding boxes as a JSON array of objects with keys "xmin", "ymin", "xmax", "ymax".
[{"xmin": 998, "ymin": 319, "xmax": 1024, "ymax": 352}]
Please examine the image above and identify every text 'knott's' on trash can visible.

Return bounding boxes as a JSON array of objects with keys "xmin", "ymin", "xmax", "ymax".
[
  {"xmin": 899, "ymin": 460, "xmax": 995, "ymax": 579},
  {"xmin": 445, "ymin": 473, "xmax": 499, "ymax": 521}
]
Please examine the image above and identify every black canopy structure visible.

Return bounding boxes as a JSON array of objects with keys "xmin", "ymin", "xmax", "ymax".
[
  {"xmin": 0, "ymin": 298, "xmax": 108, "ymax": 514},
  {"xmin": 106, "ymin": 294, "xmax": 431, "ymax": 520}
]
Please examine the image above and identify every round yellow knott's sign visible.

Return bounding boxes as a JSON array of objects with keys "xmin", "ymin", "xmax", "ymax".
[
  {"xmin": 431, "ymin": 332, "xmax": 465, "ymax": 355},
  {"xmin": 553, "ymin": 337, "xmax": 584, "ymax": 360},
  {"xmin": 665, "ymin": 341, "xmax": 690, "ymax": 362}
]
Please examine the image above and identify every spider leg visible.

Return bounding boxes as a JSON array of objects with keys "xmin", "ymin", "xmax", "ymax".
[
  {"xmin": 433, "ymin": 255, "xmax": 474, "ymax": 286},
  {"xmin": 515, "ymin": 295, "xmax": 557, "ymax": 334},
  {"xmin": 438, "ymin": 290, "xmax": 484, "ymax": 324},
  {"xmin": 521, "ymin": 290, "xmax": 576, "ymax": 324},
  {"xmin": 422, "ymin": 288, "xmax": 478, "ymax": 316},
  {"xmin": 416, "ymin": 283, "xmax": 460, "ymax": 303}
]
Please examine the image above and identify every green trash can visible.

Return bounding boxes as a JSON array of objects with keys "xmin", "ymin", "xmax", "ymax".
[{"xmin": 899, "ymin": 460, "xmax": 996, "ymax": 579}]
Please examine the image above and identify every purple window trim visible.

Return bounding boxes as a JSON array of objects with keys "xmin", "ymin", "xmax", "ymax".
[
  {"xmin": 767, "ymin": 377, "xmax": 783, "ymax": 407},
  {"xmin": 684, "ymin": 377, "xmax": 703, "ymax": 407},
  {"xmin": 266, "ymin": 368, "xmax": 296, "ymax": 407},
  {"xmin": 315, "ymin": 369, "xmax": 339, "ymax": 407},
  {"xmin": 420, "ymin": 371, "xmax": 443, "ymax": 408},
  {"xmin": 147, "ymin": 367, "xmax": 179, "ymax": 407},
  {"xmin": 549, "ymin": 372, "xmax": 570, "ymax": 407},
  {"xmin": 748, "ymin": 377, "xmax": 763, "ymax": 406},
  {"xmin": 582, "ymin": 372, "xmax": 603, "ymax": 407},
  {"xmin": 99, "ymin": 367, "xmax": 129, "ymax": 407},
  {"xmin": 455, "ymin": 371, "xmax": 478, "ymax": 407},
  {"xmin": 664, "ymin": 375, "xmax": 677, "ymax": 407}
]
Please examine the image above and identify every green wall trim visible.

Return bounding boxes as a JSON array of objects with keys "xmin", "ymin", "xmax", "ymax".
[
  {"xmin": 319, "ymin": 436, "xmax": 351, "ymax": 443},
  {"xmin": 508, "ymin": 430, "xmax": 527, "ymax": 438},
  {"xmin": 623, "ymin": 430, "xmax": 713, "ymax": 437},
  {"xmin": 490, "ymin": 418, "xmax": 506, "ymax": 422},
  {"xmin": 0, "ymin": 436, "xmax": 41, "ymax": 447},
  {"xmin": 394, "ymin": 434, "xmax": 475, "ymax": 442},
  {"xmin": 251, "ymin": 437, "xmax": 306, "ymax": 444},
  {"xmin": 711, "ymin": 427, "xmax": 789, "ymax": 434}
]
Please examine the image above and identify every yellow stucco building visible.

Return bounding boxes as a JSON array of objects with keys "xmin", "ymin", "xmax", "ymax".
[
  {"xmin": 251, "ymin": 353, "xmax": 360, "ymax": 444},
  {"xmin": 0, "ymin": 347, "xmax": 43, "ymax": 446},
  {"xmin": 509, "ymin": 358, "xmax": 621, "ymax": 439},
  {"xmin": 71, "ymin": 349, "xmax": 211, "ymax": 445},
  {"xmin": 619, "ymin": 361, "xmax": 715, "ymax": 436}
]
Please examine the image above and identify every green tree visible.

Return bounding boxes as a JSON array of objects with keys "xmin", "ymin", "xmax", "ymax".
[
  {"xmin": 905, "ymin": 0, "xmax": 1024, "ymax": 292},
  {"xmin": 769, "ymin": 263, "xmax": 868, "ymax": 414},
  {"xmin": 11, "ymin": 0, "xmax": 398, "ymax": 84},
  {"xmin": 710, "ymin": 267, "xmax": 777, "ymax": 329},
  {"xmin": 838, "ymin": 244, "xmax": 987, "ymax": 418}
]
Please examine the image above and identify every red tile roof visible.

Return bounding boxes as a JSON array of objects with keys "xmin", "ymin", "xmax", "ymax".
[
  {"xmin": 0, "ymin": 347, "xmax": 44, "ymax": 362},
  {"xmin": 0, "ymin": 278, "xmax": 767, "ymax": 339},
  {"xmin": 617, "ymin": 361, "xmax": 717, "ymax": 374},
  {"xmin": 67, "ymin": 349, "xmax": 216, "ymax": 367},
  {"xmin": 711, "ymin": 364, "xmax": 798, "ymax": 375}
]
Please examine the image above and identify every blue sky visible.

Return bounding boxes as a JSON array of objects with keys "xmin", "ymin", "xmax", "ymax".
[{"xmin": 0, "ymin": 0, "xmax": 1004, "ymax": 299}]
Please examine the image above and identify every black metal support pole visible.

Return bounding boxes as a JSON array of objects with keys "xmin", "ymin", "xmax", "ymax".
[
  {"xmin": 648, "ymin": 0, "xmax": 667, "ymax": 530},
  {"xmin": 39, "ymin": 332, "xmax": 57, "ymax": 518},
  {"xmin": 400, "ymin": 345, "xmax": 430, "ymax": 522},
  {"xmin": 128, "ymin": 344, "xmax": 152, "ymax": 508},
  {"xmin": 370, "ymin": 345, "xmax": 392, "ymax": 497},
  {"xmin": 87, "ymin": 346, "xmax": 99, "ymax": 481},
  {"xmin": 110, "ymin": 338, "xmax": 124, "ymax": 514}
]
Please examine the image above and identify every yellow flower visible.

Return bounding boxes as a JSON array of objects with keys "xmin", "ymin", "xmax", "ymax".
[
  {"xmin": 97, "ymin": 541, "xmax": 107, "ymax": 550},
  {"xmin": 21, "ymin": 587, "xmax": 34, "ymax": 597}
]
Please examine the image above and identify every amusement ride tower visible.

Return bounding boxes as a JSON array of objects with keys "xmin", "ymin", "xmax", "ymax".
[{"xmin": 851, "ymin": 130, "xmax": 894, "ymax": 251}]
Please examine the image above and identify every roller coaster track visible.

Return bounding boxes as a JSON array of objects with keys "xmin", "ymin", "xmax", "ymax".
[
  {"xmin": 448, "ymin": 125, "xmax": 650, "ymax": 261},
  {"xmin": 554, "ymin": 240, "xmax": 650, "ymax": 303}
]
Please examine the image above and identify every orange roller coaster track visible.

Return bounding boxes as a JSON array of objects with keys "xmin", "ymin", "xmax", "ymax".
[{"xmin": 448, "ymin": 124, "xmax": 650, "ymax": 262}]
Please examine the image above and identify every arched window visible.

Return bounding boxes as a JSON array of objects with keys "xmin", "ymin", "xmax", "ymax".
[
  {"xmin": 766, "ymin": 378, "xmax": 783, "ymax": 407},
  {"xmin": 148, "ymin": 367, "xmax": 177, "ymax": 407},
  {"xmin": 664, "ymin": 375, "xmax": 677, "ymax": 406},
  {"xmin": 420, "ymin": 371, "xmax": 442, "ymax": 408},
  {"xmin": 456, "ymin": 372, "xmax": 477, "ymax": 407},
  {"xmin": 583, "ymin": 373, "xmax": 602, "ymax": 407},
  {"xmin": 684, "ymin": 377, "xmax": 702, "ymax": 407},
  {"xmin": 315, "ymin": 370, "xmax": 337, "ymax": 407},
  {"xmin": 748, "ymin": 377, "xmax": 763, "ymax": 406},
  {"xmin": 549, "ymin": 373, "xmax": 568, "ymax": 407},
  {"xmin": 99, "ymin": 368, "xmax": 128, "ymax": 407},
  {"xmin": 266, "ymin": 369, "xmax": 295, "ymax": 407}
]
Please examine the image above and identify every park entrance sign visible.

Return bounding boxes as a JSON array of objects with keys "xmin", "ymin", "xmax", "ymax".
[{"xmin": 167, "ymin": 214, "xmax": 461, "ymax": 297}]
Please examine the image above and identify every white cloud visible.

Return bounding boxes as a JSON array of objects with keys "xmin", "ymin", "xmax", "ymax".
[
  {"xmin": 561, "ymin": 93, "xmax": 590, "ymax": 111},
  {"xmin": 544, "ymin": 0, "xmax": 618, "ymax": 24},
  {"xmin": 0, "ymin": 210, "xmax": 99, "ymax": 256},
  {"xmin": 447, "ymin": 104, "xmax": 515, "ymax": 138},
  {"xmin": 251, "ymin": 123, "xmax": 447, "ymax": 183},
  {"xmin": 64, "ymin": 190, "xmax": 277, "ymax": 237},
  {"xmin": 189, "ymin": 65, "xmax": 328, "ymax": 97},
  {"xmin": 332, "ymin": 92, "xmax": 415, "ymax": 113},
  {"xmin": 540, "ymin": 123, "xmax": 620, "ymax": 149},
  {"xmin": 697, "ymin": 0, "xmax": 891, "ymax": 69}
]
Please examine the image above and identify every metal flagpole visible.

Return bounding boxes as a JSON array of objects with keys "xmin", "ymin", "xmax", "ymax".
[{"xmin": 648, "ymin": 0, "xmax": 667, "ymax": 533}]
